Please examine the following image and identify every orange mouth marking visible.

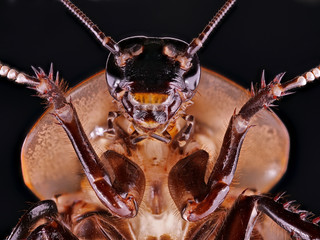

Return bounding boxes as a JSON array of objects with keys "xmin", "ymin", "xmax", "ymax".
[{"xmin": 133, "ymin": 93, "xmax": 168, "ymax": 104}]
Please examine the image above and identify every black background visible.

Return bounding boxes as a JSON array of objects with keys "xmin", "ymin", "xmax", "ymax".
[{"xmin": 0, "ymin": 0, "xmax": 320, "ymax": 237}]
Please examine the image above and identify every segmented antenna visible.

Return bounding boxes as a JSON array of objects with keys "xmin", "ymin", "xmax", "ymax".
[
  {"xmin": 59, "ymin": 0, "xmax": 120, "ymax": 55},
  {"xmin": 187, "ymin": 0, "xmax": 236, "ymax": 56}
]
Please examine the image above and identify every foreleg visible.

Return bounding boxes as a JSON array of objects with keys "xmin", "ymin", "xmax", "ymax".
[
  {"xmin": 169, "ymin": 66, "xmax": 320, "ymax": 222},
  {"xmin": 0, "ymin": 63, "xmax": 145, "ymax": 218}
]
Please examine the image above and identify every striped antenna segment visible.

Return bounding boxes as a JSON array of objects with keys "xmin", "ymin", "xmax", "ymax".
[
  {"xmin": 187, "ymin": 0, "xmax": 236, "ymax": 56},
  {"xmin": 60, "ymin": 0, "xmax": 120, "ymax": 55}
]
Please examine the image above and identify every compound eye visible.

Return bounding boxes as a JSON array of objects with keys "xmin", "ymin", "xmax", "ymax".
[
  {"xmin": 106, "ymin": 70, "xmax": 120, "ymax": 91},
  {"xmin": 184, "ymin": 73, "xmax": 200, "ymax": 91},
  {"xmin": 106, "ymin": 68, "xmax": 131, "ymax": 98}
]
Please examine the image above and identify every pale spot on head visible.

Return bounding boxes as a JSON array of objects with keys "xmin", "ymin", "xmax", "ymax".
[{"xmin": 163, "ymin": 45, "xmax": 176, "ymax": 58}]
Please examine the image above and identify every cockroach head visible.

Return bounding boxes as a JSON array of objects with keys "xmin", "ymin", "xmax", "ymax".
[{"xmin": 105, "ymin": 37, "xmax": 200, "ymax": 131}]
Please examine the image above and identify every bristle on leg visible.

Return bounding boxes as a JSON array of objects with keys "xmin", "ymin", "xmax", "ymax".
[{"xmin": 254, "ymin": 65, "xmax": 320, "ymax": 99}]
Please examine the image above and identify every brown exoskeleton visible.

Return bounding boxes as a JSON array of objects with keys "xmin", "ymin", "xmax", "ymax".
[{"xmin": 0, "ymin": 0, "xmax": 320, "ymax": 238}]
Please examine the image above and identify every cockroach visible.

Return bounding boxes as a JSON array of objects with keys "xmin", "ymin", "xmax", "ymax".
[{"xmin": 0, "ymin": 0, "xmax": 320, "ymax": 239}]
